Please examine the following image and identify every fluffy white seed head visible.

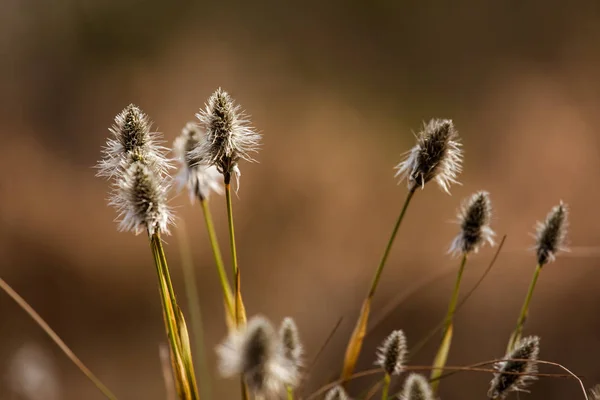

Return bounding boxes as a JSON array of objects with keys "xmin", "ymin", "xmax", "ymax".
[
  {"xmin": 173, "ymin": 122, "xmax": 223, "ymax": 202},
  {"xmin": 278, "ymin": 317, "xmax": 303, "ymax": 387},
  {"xmin": 375, "ymin": 330, "xmax": 408, "ymax": 376},
  {"xmin": 488, "ymin": 336, "xmax": 540, "ymax": 399},
  {"xmin": 449, "ymin": 191, "xmax": 495, "ymax": 256},
  {"xmin": 110, "ymin": 161, "xmax": 173, "ymax": 235},
  {"xmin": 96, "ymin": 104, "xmax": 170, "ymax": 179},
  {"xmin": 395, "ymin": 118, "xmax": 462, "ymax": 194},
  {"xmin": 325, "ymin": 385, "xmax": 350, "ymax": 400},
  {"xmin": 534, "ymin": 202, "xmax": 568, "ymax": 265},
  {"xmin": 216, "ymin": 316, "xmax": 297, "ymax": 397},
  {"xmin": 192, "ymin": 88, "xmax": 261, "ymax": 184},
  {"xmin": 400, "ymin": 373, "xmax": 434, "ymax": 400}
]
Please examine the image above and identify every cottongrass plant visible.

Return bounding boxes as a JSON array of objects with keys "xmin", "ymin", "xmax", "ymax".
[
  {"xmin": 341, "ymin": 119, "xmax": 463, "ymax": 381},
  {"xmin": 430, "ymin": 191, "xmax": 495, "ymax": 392},
  {"xmin": 506, "ymin": 202, "xmax": 569, "ymax": 352},
  {"xmin": 375, "ymin": 330, "xmax": 407, "ymax": 400},
  {"xmin": 0, "ymin": 88, "xmax": 591, "ymax": 400}
]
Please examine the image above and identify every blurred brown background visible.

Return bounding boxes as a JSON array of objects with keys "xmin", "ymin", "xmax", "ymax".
[{"xmin": 1, "ymin": 0, "xmax": 600, "ymax": 399}]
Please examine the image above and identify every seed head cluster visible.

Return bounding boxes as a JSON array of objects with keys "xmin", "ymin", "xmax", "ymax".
[
  {"xmin": 278, "ymin": 317, "xmax": 303, "ymax": 386},
  {"xmin": 97, "ymin": 105, "xmax": 172, "ymax": 235},
  {"xmin": 192, "ymin": 88, "xmax": 260, "ymax": 184},
  {"xmin": 216, "ymin": 316, "xmax": 300, "ymax": 397},
  {"xmin": 534, "ymin": 202, "xmax": 568, "ymax": 265},
  {"xmin": 395, "ymin": 118, "xmax": 462, "ymax": 194},
  {"xmin": 375, "ymin": 330, "xmax": 408, "ymax": 376},
  {"xmin": 400, "ymin": 373, "xmax": 434, "ymax": 400},
  {"xmin": 450, "ymin": 191, "xmax": 495, "ymax": 256},
  {"xmin": 488, "ymin": 336, "xmax": 540, "ymax": 399},
  {"xmin": 173, "ymin": 122, "xmax": 223, "ymax": 202}
]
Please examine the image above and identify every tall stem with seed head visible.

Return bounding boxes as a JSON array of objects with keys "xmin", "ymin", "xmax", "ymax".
[{"xmin": 507, "ymin": 264, "xmax": 542, "ymax": 353}]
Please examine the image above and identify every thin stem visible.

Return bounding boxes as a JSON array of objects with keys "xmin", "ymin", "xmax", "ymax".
[
  {"xmin": 0, "ymin": 277, "xmax": 118, "ymax": 400},
  {"xmin": 287, "ymin": 386, "xmax": 294, "ymax": 400},
  {"xmin": 507, "ymin": 263, "xmax": 542, "ymax": 352},
  {"xmin": 368, "ymin": 188, "xmax": 416, "ymax": 298},
  {"xmin": 177, "ymin": 219, "xmax": 212, "ymax": 400},
  {"xmin": 381, "ymin": 373, "xmax": 391, "ymax": 400},
  {"xmin": 443, "ymin": 254, "xmax": 468, "ymax": 333},
  {"xmin": 199, "ymin": 197, "xmax": 235, "ymax": 319},
  {"xmin": 224, "ymin": 180, "xmax": 239, "ymax": 277}
]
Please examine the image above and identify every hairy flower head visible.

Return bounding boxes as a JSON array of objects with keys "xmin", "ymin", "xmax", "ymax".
[
  {"xmin": 325, "ymin": 385, "xmax": 350, "ymax": 400},
  {"xmin": 449, "ymin": 191, "xmax": 495, "ymax": 256},
  {"xmin": 488, "ymin": 336, "xmax": 540, "ymax": 399},
  {"xmin": 395, "ymin": 118, "xmax": 462, "ymax": 194},
  {"xmin": 534, "ymin": 202, "xmax": 568, "ymax": 265},
  {"xmin": 278, "ymin": 317, "xmax": 303, "ymax": 386},
  {"xmin": 97, "ymin": 104, "xmax": 169, "ymax": 179},
  {"xmin": 400, "ymin": 373, "xmax": 434, "ymax": 400},
  {"xmin": 192, "ymin": 88, "xmax": 260, "ymax": 184},
  {"xmin": 375, "ymin": 330, "xmax": 407, "ymax": 376},
  {"xmin": 216, "ymin": 316, "xmax": 296, "ymax": 397},
  {"xmin": 173, "ymin": 122, "xmax": 223, "ymax": 202},
  {"xmin": 109, "ymin": 160, "xmax": 172, "ymax": 235}
]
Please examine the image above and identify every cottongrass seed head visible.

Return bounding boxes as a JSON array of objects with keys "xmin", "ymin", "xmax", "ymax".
[
  {"xmin": 535, "ymin": 201, "xmax": 568, "ymax": 265},
  {"xmin": 449, "ymin": 191, "xmax": 495, "ymax": 256},
  {"xmin": 400, "ymin": 373, "xmax": 434, "ymax": 400},
  {"xmin": 216, "ymin": 316, "xmax": 297, "ymax": 397},
  {"xmin": 110, "ymin": 160, "xmax": 172, "ymax": 236},
  {"xmin": 589, "ymin": 384, "xmax": 600, "ymax": 400},
  {"xmin": 193, "ymin": 88, "xmax": 261, "ymax": 183},
  {"xmin": 395, "ymin": 118, "xmax": 462, "ymax": 194},
  {"xmin": 325, "ymin": 385, "xmax": 350, "ymax": 400},
  {"xmin": 278, "ymin": 317, "xmax": 303, "ymax": 385},
  {"xmin": 375, "ymin": 330, "xmax": 408, "ymax": 376},
  {"xmin": 173, "ymin": 122, "xmax": 223, "ymax": 202},
  {"xmin": 97, "ymin": 104, "xmax": 169, "ymax": 179},
  {"xmin": 488, "ymin": 335, "xmax": 540, "ymax": 399}
]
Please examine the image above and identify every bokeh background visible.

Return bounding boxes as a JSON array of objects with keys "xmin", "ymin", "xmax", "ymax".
[{"xmin": 1, "ymin": 1, "xmax": 600, "ymax": 399}]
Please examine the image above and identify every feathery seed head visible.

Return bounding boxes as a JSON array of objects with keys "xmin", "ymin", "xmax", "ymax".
[
  {"xmin": 216, "ymin": 316, "xmax": 297, "ymax": 397},
  {"xmin": 110, "ymin": 161, "xmax": 172, "ymax": 236},
  {"xmin": 193, "ymin": 88, "xmax": 260, "ymax": 183},
  {"xmin": 97, "ymin": 104, "xmax": 169, "ymax": 179},
  {"xmin": 325, "ymin": 385, "xmax": 350, "ymax": 400},
  {"xmin": 375, "ymin": 330, "xmax": 407, "ymax": 376},
  {"xmin": 278, "ymin": 318, "xmax": 303, "ymax": 373},
  {"xmin": 589, "ymin": 385, "xmax": 600, "ymax": 400},
  {"xmin": 173, "ymin": 122, "xmax": 223, "ymax": 202},
  {"xmin": 449, "ymin": 191, "xmax": 495, "ymax": 256},
  {"xmin": 488, "ymin": 336, "xmax": 540, "ymax": 399},
  {"xmin": 535, "ymin": 202, "xmax": 568, "ymax": 265},
  {"xmin": 395, "ymin": 118, "xmax": 462, "ymax": 194},
  {"xmin": 400, "ymin": 373, "xmax": 434, "ymax": 400}
]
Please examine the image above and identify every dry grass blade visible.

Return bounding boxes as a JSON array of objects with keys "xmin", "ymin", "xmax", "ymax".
[
  {"xmin": 0, "ymin": 277, "xmax": 119, "ymax": 400},
  {"xmin": 341, "ymin": 298, "xmax": 371, "ymax": 381}
]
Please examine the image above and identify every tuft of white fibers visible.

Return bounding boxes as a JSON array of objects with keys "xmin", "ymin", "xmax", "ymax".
[
  {"xmin": 7, "ymin": 343, "xmax": 60, "ymax": 400},
  {"xmin": 449, "ymin": 191, "xmax": 495, "ymax": 256},
  {"xmin": 375, "ymin": 329, "xmax": 408, "ymax": 376},
  {"xmin": 192, "ymin": 88, "xmax": 261, "ymax": 184},
  {"xmin": 216, "ymin": 316, "xmax": 297, "ymax": 398},
  {"xmin": 97, "ymin": 104, "xmax": 170, "ymax": 179},
  {"xmin": 534, "ymin": 202, "xmax": 569, "ymax": 265},
  {"xmin": 399, "ymin": 373, "xmax": 434, "ymax": 400},
  {"xmin": 110, "ymin": 160, "xmax": 173, "ymax": 235},
  {"xmin": 395, "ymin": 118, "xmax": 462, "ymax": 194},
  {"xmin": 278, "ymin": 317, "xmax": 303, "ymax": 387},
  {"xmin": 173, "ymin": 122, "xmax": 223, "ymax": 202},
  {"xmin": 488, "ymin": 336, "xmax": 540, "ymax": 399},
  {"xmin": 324, "ymin": 385, "xmax": 350, "ymax": 400}
]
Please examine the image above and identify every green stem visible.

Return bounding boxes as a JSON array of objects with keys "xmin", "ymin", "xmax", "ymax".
[
  {"xmin": 225, "ymin": 181, "xmax": 239, "ymax": 278},
  {"xmin": 507, "ymin": 264, "xmax": 542, "ymax": 352},
  {"xmin": 368, "ymin": 187, "xmax": 416, "ymax": 298},
  {"xmin": 443, "ymin": 254, "xmax": 468, "ymax": 333},
  {"xmin": 381, "ymin": 374, "xmax": 391, "ymax": 400},
  {"xmin": 0, "ymin": 277, "xmax": 118, "ymax": 400},
  {"xmin": 200, "ymin": 197, "xmax": 234, "ymax": 317},
  {"xmin": 287, "ymin": 386, "xmax": 294, "ymax": 400},
  {"xmin": 150, "ymin": 232, "xmax": 200, "ymax": 400},
  {"xmin": 177, "ymin": 219, "xmax": 212, "ymax": 400}
]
